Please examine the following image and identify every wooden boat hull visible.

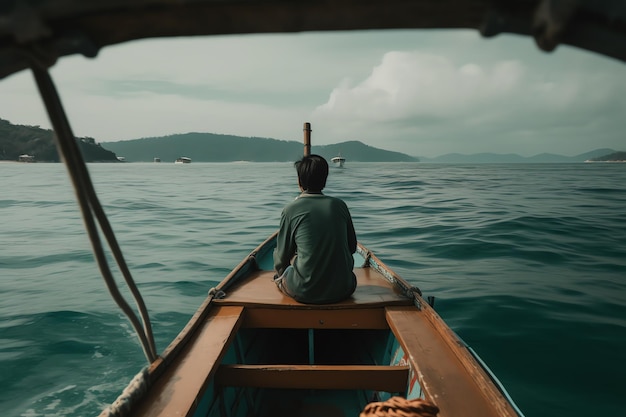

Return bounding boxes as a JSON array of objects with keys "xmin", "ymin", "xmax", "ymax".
[{"xmin": 102, "ymin": 232, "xmax": 522, "ymax": 417}]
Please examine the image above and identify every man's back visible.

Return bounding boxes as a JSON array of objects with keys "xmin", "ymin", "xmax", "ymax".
[{"xmin": 274, "ymin": 193, "xmax": 357, "ymax": 304}]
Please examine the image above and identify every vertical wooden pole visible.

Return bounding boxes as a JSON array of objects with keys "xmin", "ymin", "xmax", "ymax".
[{"xmin": 303, "ymin": 122, "xmax": 311, "ymax": 156}]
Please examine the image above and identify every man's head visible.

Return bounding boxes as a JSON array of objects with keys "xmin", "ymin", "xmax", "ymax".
[{"xmin": 295, "ymin": 154, "xmax": 328, "ymax": 192}]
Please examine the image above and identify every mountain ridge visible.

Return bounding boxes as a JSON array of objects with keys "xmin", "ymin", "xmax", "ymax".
[
  {"xmin": 0, "ymin": 118, "xmax": 118, "ymax": 162},
  {"xmin": 417, "ymin": 149, "xmax": 619, "ymax": 163},
  {"xmin": 102, "ymin": 132, "xmax": 418, "ymax": 163},
  {"xmin": 1, "ymin": 118, "xmax": 621, "ymax": 163}
]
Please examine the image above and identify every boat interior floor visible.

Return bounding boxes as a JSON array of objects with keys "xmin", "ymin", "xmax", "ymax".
[
  {"xmin": 207, "ymin": 268, "xmax": 413, "ymax": 417},
  {"xmin": 252, "ymin": 389, "xmax": 366, "ymax": 417}
]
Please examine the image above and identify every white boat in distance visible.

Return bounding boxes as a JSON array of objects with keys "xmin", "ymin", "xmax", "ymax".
[
  {"xmin": 174, "ymin": 157, "xmax": 191, "ymax": 164},
  {"xmin": 331, "ymin": 154, "xmax": 346, "ymax": 168}
]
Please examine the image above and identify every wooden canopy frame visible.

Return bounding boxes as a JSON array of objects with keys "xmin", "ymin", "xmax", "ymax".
[{"xmin": 1, "ymin": 0, "xmax": 625, "ymax": 80}]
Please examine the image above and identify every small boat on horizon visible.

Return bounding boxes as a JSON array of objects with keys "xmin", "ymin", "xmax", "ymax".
[
  {"xmin": 174, "ymin": 157, "xmax": 191, "ymax": 164},
  {"xmin": 331, "ymin": 154, "xmax": 346, "ymax": 168},
  {"xmin": 18, "ymin": 154, "xmax": 35, "ymax": 162}
]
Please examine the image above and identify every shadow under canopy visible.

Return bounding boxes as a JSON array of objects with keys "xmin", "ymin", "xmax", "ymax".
[{"xmin": 1, "ymin": 0, "xmax": 625, "ymax": 81}]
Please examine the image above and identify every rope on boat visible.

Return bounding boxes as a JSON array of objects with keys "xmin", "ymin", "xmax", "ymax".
[
  {"xmin": 359, "ymin": 247, "xmax": 423, "ymax": 310},
  {"xmin": 208, "ymin": 287, "xmax": 226, "ymax": 299},
  {"xmin": 360, "ymin": 397, "xmax": 440, "ymax": 417},
  {"xmin": 99, "ymin": 367, "xmax": 150, "ymax": 417},
  {"xmin": 26, "ymin": 52, "xmax": 158, "ymax": 363}
]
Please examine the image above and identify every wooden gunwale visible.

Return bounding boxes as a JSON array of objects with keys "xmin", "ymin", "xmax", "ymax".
[
  {"xmin": 356, "ymin": 245, "xmax": 520, "ymax": 417},
  {"xmin": 385, "ymin": 305, "xmax": 519, "ymax": 417},
  {"xmin": 133, "ymin": 306, "xmax": 245, "ymax": 417},
  {"xmin": 142, "ymin": 234, "xmax": 276, "ymax": 389}
]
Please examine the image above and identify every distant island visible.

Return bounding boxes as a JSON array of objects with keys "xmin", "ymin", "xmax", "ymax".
[
  {"xmin": 0, "ymin": 118, "xmax": 118, "ymax": 162},
  {"xmin": 1, "ymin": 117, "xmax": 623, "ymax": 164},
  {"xmin": 585, "ymin": 151, "xmax": 626, "ymax": 162},
  {"xmin": 0, "ymin": 118, "xmax": 415, "ymax": 163},
  {"xmin": 417, "ymin": 149, "xmax": 622, "ymax": 164},
  {"xmin": 102, "ymin": 132, "xmax": 417, "ymax": 163}
]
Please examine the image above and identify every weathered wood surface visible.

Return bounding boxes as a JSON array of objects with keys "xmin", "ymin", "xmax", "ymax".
[
  {"xmin": 216, "ymin": 364, "xmax": 410, "ymax": 392},
  {"xmin": 386, "ymin": 306, "xmax": 519, "ymax": 417},
  {"xmin": 215, "ymin": 268, "xmax": 412, "ymax": 309},
  {"xmin": 132, "ymin": 306, "xmax": 244, "ymax": 417},
  {"xmin": 2, "ymin": 0, "xmax": 625, "ymax": 80}
]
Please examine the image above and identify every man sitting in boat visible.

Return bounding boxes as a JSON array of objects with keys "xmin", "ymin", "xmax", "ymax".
[{"xmin": 273, "ymin": 154, "xmax": 357, "ymax": 304}]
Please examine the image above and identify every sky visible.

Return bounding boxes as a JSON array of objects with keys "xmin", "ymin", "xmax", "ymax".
[{"xmin": 0, "ymin": 30, "xmax": 624, "ymax": 158}]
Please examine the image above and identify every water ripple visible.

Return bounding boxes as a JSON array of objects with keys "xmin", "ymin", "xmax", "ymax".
[{"xmin": 1, "ymin": 162, "xmax": 625, "ymax": 417}]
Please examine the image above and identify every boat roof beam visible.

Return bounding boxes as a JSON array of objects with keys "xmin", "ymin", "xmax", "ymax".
[{"xmin": 1, "ymin": 0, "xmax": 625, "ymax": 80}]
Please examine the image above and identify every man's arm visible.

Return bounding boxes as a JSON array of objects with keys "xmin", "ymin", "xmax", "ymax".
[
  {"xmin": 346, "ymin": 212, "xmax": 357, "ymax": 254},
  {"xmin": 274, "ymin": 211, "xmax": 295, "ymax": 275}
]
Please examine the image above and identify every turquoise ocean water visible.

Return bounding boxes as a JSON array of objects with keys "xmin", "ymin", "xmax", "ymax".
[{"xmin": 1, "ymin": 162, "xmax": 625, "ymax": 417}]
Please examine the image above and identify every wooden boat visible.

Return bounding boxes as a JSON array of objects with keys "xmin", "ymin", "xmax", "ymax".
[
  {"xmin": 101, "ymin": 230, "xmax": 524, "ymax": 417},
  {"xmin": 98, "ymin": 128, "xmax": 522, "ymax": 417},
  {"xmin": 1, "ymin": 1, "xmax": 623, "ymax": 417}
]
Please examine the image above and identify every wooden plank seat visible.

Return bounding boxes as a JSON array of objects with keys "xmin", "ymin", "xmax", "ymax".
[
  {"xmin": 213, "ymin": 268, "xmax": 413, "ymax": 329},
  {"xmin": 214, "ymin": 268, "xmax": 412, "ymax": 309},
  {"xmin": 215, "ymin": 364, "xmax": 410, "ymax": 393}
]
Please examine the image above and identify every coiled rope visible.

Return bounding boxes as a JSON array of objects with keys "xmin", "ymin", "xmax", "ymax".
[{"xmin": 360, "ymin": 397, "xmax": 440, "ymax": 417}]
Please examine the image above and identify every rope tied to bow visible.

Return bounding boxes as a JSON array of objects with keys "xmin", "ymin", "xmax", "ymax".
[{"xmin": 360, "ymin": 397, "xmax": 439, "ymax": 417}]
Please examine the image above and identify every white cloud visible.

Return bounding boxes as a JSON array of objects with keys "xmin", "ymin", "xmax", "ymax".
[
  {"xmin": 312, "ymin": 46, "xmax": 625, "ymax": 156},
  {"xmin": 315, "ymin": 51, "xmax": 529, "ymax": 121}
]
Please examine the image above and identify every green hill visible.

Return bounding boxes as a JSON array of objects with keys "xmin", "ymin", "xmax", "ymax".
[
  {"xmin": 0, "ymin": 118, "xmax": 417, "ymax": 163},
  {"xmin": 102, "ymin": 132, "xmax": 418, "ymax": 163},
  {"xmin": 587, "ymin": 151, "xmax": 626, "ymax": 162},
  {"xmin": 0, "ymin": 118, "xmax": 118, "ymax": 162}
]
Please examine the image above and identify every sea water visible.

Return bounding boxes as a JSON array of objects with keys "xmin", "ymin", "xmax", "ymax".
[{"xmin": 0, "ymin": 162, "xmax": 624, "ymax": 417}]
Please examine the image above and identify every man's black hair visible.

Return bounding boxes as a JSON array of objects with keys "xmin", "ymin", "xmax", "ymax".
[{"xmin": 295, "ymin": 154, "xmax": 328, "ymax": 192}]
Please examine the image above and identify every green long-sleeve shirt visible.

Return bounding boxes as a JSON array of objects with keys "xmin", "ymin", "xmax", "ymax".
[{"xmin": 273, "ymin": 192, "xmax": 357, "ymax": 304}]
